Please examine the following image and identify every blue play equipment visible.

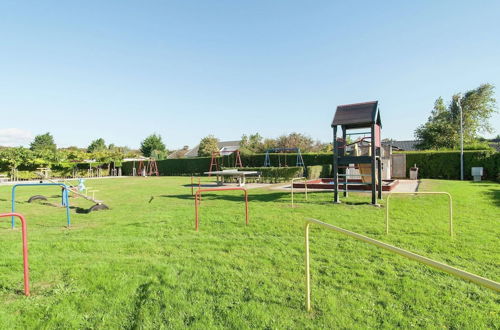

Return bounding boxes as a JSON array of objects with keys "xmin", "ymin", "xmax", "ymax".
[
  {"xmin": 77, "ymin": 178, "xmax": 86, "ymax": 192},
  {"xmin": 11, "ymin": 183, "xmax": 71, "ymax": 228}
]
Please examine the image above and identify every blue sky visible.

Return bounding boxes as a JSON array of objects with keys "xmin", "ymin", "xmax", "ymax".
[{"xmin": 1, "ymin": 0, "xmax": 499, "ymax": 149}]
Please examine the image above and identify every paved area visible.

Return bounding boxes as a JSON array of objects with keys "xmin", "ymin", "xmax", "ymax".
[
  {"xmin": 194, "ymin": 182, "xmax": 271, "ymax": 190},
  {"xmin": 269, "ymin": 179, "xmax": 421, "ymax": 193},
  {"xmin": 391, "ymin": 180, "xmax": 420, "ymax": 192}
]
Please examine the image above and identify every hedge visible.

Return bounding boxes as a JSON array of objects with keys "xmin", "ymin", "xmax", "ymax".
[
  {"xmin": 122, "ymin": 157, "xmax": 211, "ymax": 176},
  {"xmin": 306, "ymin": 165, "xmax": 332, "ymax": 179},
  {"xmin": 118, "ymin": 150, "xmax": 500, "ymax": 182},
  {"xmin": 403, "ymin": 150, "xmax": 499, "ymax": 181},
  {"xmin": 223, "ymin": 167, "xmax": 304, "ymax": 183}
]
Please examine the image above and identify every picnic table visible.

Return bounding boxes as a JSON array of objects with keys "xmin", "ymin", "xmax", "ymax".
[{"xmin": 204, "ymin": 170, "xmax": 260, "ymax": 187}]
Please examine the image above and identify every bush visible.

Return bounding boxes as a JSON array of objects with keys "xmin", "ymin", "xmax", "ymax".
[
  {"xmin": 403, "ymin": 150, "xmax": 499, "ymax": 181},
  {"xmin": 306, "ymin": 165, "xmax": 332, "ymax": 179}
]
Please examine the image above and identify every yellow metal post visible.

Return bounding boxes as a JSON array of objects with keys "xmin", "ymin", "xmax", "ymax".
[
  {"xmin": 305, "ymin": 222, "xmax": 311, "ymax": 311},
  {"xmin": 385, "ymin": 192, "xmax": 453, "ymax": 237},
  {"xmin": 304, "ymin": 218, "xmax": 499, "ymax": 312}
]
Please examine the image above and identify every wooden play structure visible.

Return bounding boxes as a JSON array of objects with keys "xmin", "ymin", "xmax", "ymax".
[{"xmin": 331, "ymin": 101, "xmax": 382, "ymax": 205}]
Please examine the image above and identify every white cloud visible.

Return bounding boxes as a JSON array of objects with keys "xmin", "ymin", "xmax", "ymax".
[{"xmin": 0, "ymin": 128, "xmax": 34, "ymax": 147}]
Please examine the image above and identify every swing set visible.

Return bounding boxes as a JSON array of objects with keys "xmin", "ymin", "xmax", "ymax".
[
  {"xmin": 263, "ymin": 148, "xmax": 305, "ymax": 169},
  {"xmin": 133, "ymin": 158, "xmax": 159, "ymax": 176},
  {"xmin": 208, "ymin": 149, "xmax": 243, "ymax": 173}
]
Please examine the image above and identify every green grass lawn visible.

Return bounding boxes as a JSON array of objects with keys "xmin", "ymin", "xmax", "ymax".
[{"xmin": 0, "ymin": 177, "xmax": 498, "ymax": 328}]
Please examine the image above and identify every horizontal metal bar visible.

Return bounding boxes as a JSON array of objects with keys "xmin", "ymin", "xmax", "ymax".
[
  {"xmin": 345, "ymin": 132, "xmax": 371, "ymax": 136},
  {"xmin": 337, "ymin": 156, "xmax": 373, "ymax": 165},
  {"xmin": 337, "ymin": 174, "xmax": 372, "ymax": 177},
  {"xmin": 304, "ymin": 218, "xmax": 499, "ymax": 311}
]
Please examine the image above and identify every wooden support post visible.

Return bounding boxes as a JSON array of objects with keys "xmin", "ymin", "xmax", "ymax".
[
  {"xmin": 377, "ymin": 155, "xmax": 382, "ymax": 199},
  {"xmin": 342, "ymin": 127, "xmax": 348, "ymax": 198},
  {"xmin": 333, "ymin": 126, "xmax": 340, "ymax": 203},
  {"xmin": 370, "ymin": 125, "xmax": 377, "ymax": 205}
]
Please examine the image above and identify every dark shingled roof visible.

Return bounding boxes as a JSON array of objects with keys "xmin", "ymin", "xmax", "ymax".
[{"xmin": 331, "ymin": 101, "xmax": 381, "ymax": 129}]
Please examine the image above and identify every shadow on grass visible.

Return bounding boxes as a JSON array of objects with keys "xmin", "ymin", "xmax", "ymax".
[
  {"xmin": 159, "ymin": 191, "xmax": 290, "ymax": 203},
  {"xmin": 0, "ymin": 284, "xmax": 25, "ymax": 296},
  {"xmin": 484, "ymin": 188, "xmax": 500, "ymax": 207}
]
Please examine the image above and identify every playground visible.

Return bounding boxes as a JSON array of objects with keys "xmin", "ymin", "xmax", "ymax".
[{"xmin": 0, "ymin": 177, "xmax": 498, "ymax": 328}]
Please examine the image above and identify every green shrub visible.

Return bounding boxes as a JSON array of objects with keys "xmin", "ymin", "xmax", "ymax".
[{"xmin": 306, "ymin": 165, "xmax": 332, "ymax": 179}]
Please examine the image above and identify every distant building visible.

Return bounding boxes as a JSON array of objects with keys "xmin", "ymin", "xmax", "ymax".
[
  {"xmin": 382, "ymin": 140, "xmax": 420, "ymax": 151},
  {"xmin": 167, "ymin": 146, "xmax": 190, "ymax": 159},
  {"xmin": 184, "ymin": 140, "xmax": 241, "ymax": 158}
]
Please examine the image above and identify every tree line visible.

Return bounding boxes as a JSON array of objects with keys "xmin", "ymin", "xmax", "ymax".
[
  {"xmin": 0, "ymin": 133, "xmax": 168, "ymax": 173},
  {"xmin": 196, "ymin": 132, "xmax": 332, "ymax": 157}
]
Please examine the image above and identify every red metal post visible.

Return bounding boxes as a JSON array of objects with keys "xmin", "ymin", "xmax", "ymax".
[
  {"xmin": 244, "ymin": 190, "xmax": 249, "ymax": 225},
  {"xmin": 0, "ymin": 213, "xmax": 30, "ymax": 296},
  {"xmin": 194, "ymin": 187, "xmax": 249, "ymax": 231},
  {"xmin": 195, "ymin": 192, "xmax": 199, "ymax": 231}
]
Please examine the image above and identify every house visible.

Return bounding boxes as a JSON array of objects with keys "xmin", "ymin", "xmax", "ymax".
[
  {"xmin": 382, "ymin": 140, "xmax": 420, "ymax": 151},
  {"xmin": 167, "ymin": 146, "xmax": 190, "ymax": 159},
  {"xmin": 184, "ymin": 140, "xmax": 241, "ymax": 158}
]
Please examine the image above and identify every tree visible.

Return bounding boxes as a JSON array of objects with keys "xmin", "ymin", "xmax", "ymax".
[
  {"xmin": 415, "ymin": 97, "xmax": 457, "ymax": 149},
  {"xmin": 87, "ymin": 138, "xmax": 107, "ymax": 153},
  {"xmin": 240, "ymin": 133, "xmax": 264, "ymax": 154},
  {"xmin": 0, "ymin": 147, "xmax": 34, "ymax": 173},
  {"xmin": 275, "ymin": 132, "xmax": 314, "ymax": 152},
  {"xmin": 30, "ymin": 132, "xmax": 56, "ymax": 152},
  {"xmin": 140, "ymin": 134, "xmax": 166, "ymax": 157},
  {"xmin": 415, "ymin": 84, "xmax": 497, "ymax": 149},
  {"xmin": 198, "ymin": 135, "xmax": 219, "ymax": 157}
]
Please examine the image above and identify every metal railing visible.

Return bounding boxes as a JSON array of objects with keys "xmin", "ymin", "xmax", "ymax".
[
  {"xmin": 12, "ymin": 183, "xmax": 71, "ymax": 228},
  {"xmin": 304, "ymin": 218, "xmax": 499, "ymax": 312},
  {"xmin": 191, "ymin": 176, "xmax": 201, "ymax": 196},
  {"xmin": 385, "ymin": 192, "xmax": 453, "ymax": 236},
  {"xmin": 291, "ymin": 177, "xmax": 308, "ymax": 207},
  {"xmin": 194, "ymin": 187, "xmax": 249, "ymax": 231},
  {"xmin": 1, "ymin": 213, "xmax": 30, "ymax": 296}
]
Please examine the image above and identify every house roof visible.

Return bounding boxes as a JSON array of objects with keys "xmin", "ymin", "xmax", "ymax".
[
  {"xmin": 382, "ymin": 140, "xmax": 419, "ymax": 151},
  {"xmin": 167, "ymin": 148, "xmax": 190, "ymax": 159},
  {"xmin": 185, "ymin": 140, "xmax": 241, "ymax": 157},
  {"xmin": 331, "ymin": 101, "xmax": 381, "ymax": 129}
]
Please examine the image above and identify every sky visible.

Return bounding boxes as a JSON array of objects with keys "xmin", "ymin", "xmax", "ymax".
[{"xmin": 1, "ymin": 0, "xmax": 499, "ymax": 150}]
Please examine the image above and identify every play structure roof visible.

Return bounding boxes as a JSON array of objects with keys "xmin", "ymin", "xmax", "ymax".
[{"xmin": 331, "ymin": 101, "xmax": 381, "ymax": 129}]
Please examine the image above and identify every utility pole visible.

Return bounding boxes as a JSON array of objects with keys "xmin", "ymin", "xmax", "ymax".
[{"xmin": 457, "ymin": 95, "xmax": 464, "ymax": 180}]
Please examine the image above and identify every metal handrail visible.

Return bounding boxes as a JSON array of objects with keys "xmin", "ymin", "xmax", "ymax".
[
  {"xmin": 385, "ymin": 192, "xmax": 453, "ymax": 236},
  {"xmin": 191, "ymin": 176, "xmax": 201, "ymax": 196},
  {"xmin": 304, "ymin": 218, "xmax": 499, "ymax": 312},
  {"xmin": 291, "ymin": 177, "xmax": 308, "ymax": 207},
  {"xmin": 1, "ymin": 213, "xmax": 30, "ymax": 296},
  {"xmin": 194, "ymin": 187, "xmax": 249, "ymax": 231},
  {"xmin": 12, "ymin": 183, "xmax": 71, "ymax": 228}
]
